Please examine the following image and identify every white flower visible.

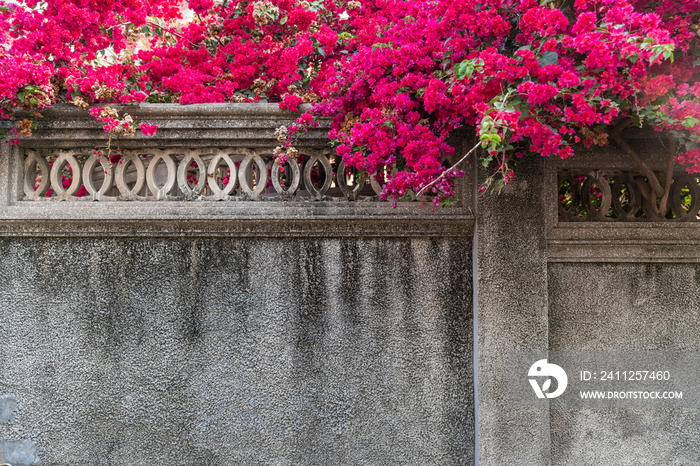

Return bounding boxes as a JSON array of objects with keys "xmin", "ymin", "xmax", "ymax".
[{"xmin": 338, "ymin": 10, "xmax": 349, "ymax": 20}]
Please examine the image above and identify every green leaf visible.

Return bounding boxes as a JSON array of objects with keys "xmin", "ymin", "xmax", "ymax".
[
  {"xmin": 455, "ymin": 58, "xmax": 483, "ymax": 80},
  {"xmin": 455, "ymin": 61, "xmax": 469, "ymax": 80},
  {"xmin": 682, "ymin": 116, "xmax": 700, "ymax": 128},
  {"xmin": 694, "ymin": 59, "xmax": 700, "ymax": 67},
  {"xmin": 280, "ymin": 16, "xmax": 287, "ymax": 25},
  {"xmin": 538, "ymin": 51, "xmax": 558, "ymax": 67},
  {"xmin": 371, "ymin": 42, "xmax": 393, "ymax": 51}
]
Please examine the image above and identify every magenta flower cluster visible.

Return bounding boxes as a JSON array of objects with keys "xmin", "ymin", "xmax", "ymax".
[{"xmin": 0, "ymin": 0, "xmax": 698, "ymax": 200}]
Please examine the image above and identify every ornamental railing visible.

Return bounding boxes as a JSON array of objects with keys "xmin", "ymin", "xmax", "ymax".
[
  {"xmin": 0, "ymin": 104, "xmax": 471, "ymax": 237},
  {"xmin": 557, "ymin": 170, "xmax": 700, "ymax": 222},
  {"xmin": 22, "ymin": 147, "xmax": 399, "ymax": 202},
  {"xmin": 14, "ymin": 104, "xmax": 460, "ymax": 204}
]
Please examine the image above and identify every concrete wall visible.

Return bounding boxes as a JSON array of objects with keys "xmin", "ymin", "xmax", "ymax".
[
  {"xmin": 3, "ymin": 108, "xmax": 700, "ymax": 465},
  {"xmin": 472, "ymin": 129, "xmax": 700, "ymax": 466},
  {"xmin": 475, "ymin": 157, "xmax": 551, "ymax": 465},
  {"xmin": 0, "ymin": 237, "xmax": 473, "ymax": 465},
  {"xmin": 548, "ymin": 263, "xmax": 700, "ymax": 465}
]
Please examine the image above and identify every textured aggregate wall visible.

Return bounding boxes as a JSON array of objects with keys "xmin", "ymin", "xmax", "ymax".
[
  {"xmin": 0, "ymin": 237, "xmax": 473, "ymax": 466},
  {"xmin": 548, "ymin": 263, "xmax": 700, "ymax": 466},
  {"xmin": 476, "ymin": 156, "xmax": 551, "ymax": 465}
]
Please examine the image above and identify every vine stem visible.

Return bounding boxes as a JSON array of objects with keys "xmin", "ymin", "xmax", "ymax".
[
  {"xmin": 416, "ymin": 140, "xmax": 481, "ymax": 197},
  {"xmin": 658, "ymin": 137, "xmax": 676, "ymax": 216},
  {"xmin": 610, "ymin": 117, "xmax": 665, "ymax": 198}
]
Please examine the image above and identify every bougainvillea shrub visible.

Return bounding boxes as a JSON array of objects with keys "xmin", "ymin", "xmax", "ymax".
[{"xmin": 0, "ymin": 0, "xmax": 698, "ymax": 205}]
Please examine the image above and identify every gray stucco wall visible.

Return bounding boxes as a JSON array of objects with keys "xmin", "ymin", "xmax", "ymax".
[
  {"xmin": 548, "ymin": 263, "xmax": 700, "ymax": 465},
  {"xmin": 0, "ymin": 237, "xmax": 473, "ymax": 465},
  {"xmin": 476, "ymin": 157, "xmax": 551, "ymax": 465},
  {"xmin": 5, "ymin": 109, "xmax": 700, "ymax": 465}
]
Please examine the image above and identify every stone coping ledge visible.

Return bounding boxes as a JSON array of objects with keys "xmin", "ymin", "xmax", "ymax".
[
  {"xmin": 548, "ymin": 239, "xmax": 700, "ymax": 263},
  {"xmin": 7, "ymin": 103, "xmax": 332, "ymax": 148},
  {"xmin": 5, "ymin": 103, "xmax": 325, "ymax": 125},
  {"xmin": 0, "ymin": 199, "xmax": 470, "ymax": 217},
  {"xmin": 549, "ymin": 222, "xmax": 700, "ymax": 240},
  {"xmin": 0, "ymin": 216, "xmax": 475, "ymax": 238},
  {"xmin": 547, "ymin": 222, "xmax": 700, "ymax": 262}
]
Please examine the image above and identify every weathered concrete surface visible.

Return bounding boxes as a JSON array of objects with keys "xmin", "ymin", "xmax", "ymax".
[
  {"xmin": 548, "ymin": 263, "xmax": 700, "ymax": 466},
  {"xmin": 6, "ymin": 104, "xmax": 332, "ymax": 149},
  {"xmin": 476, "ymin": 156, "xmax": 550, "ymax": 465},
  {"xmin": 0, "ymin": 237, "xmax": 473, "ymax": 465}
]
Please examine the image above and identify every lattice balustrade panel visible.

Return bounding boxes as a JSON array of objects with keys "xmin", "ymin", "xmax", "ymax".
[
  {"xmin": 558, "ymin": 170, "xmax": 700, "ymax": 222},
  {"xmin": 21, "ymin": 148, "xmax": 432, "ymax": 202}
]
